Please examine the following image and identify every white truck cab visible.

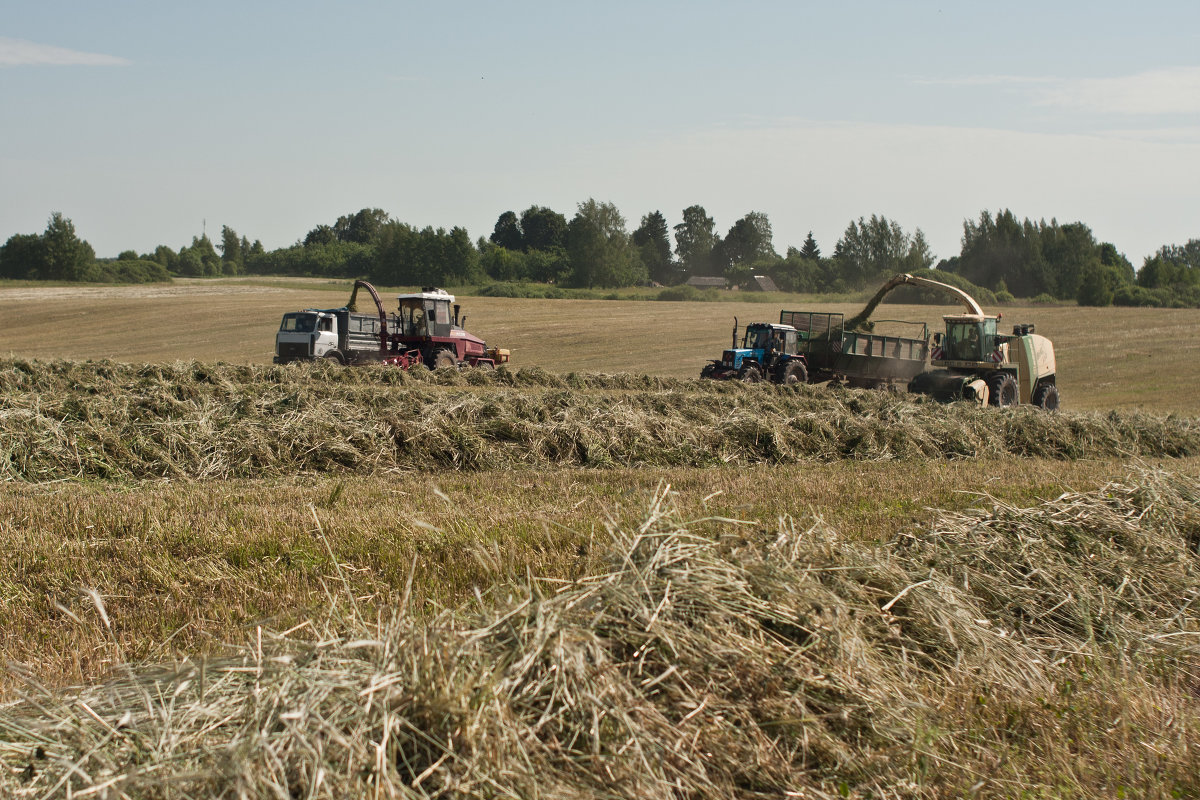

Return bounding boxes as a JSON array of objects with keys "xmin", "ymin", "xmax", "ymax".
[{"xmin": 275, "ymin": 310, "xmax": 339, "ymax": 362}]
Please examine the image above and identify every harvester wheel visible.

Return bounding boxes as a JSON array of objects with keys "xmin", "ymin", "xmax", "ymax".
[
  {"xmin": 986, "ymin": 372, "xmax": 1019, "ymax": 407},
  {"xmin": 781, "ymin": 362, "xmax": 807, "ymax": 385},
  {"xmin": 1032, "ymin": 382, "xmax": 1060, "ymax": 411},
  {"xmin": 739, "ymin": 365, "xmax": 762, "ymax": 383},
  {"xmin": 433, "ymin": 350, "xmax": 458, "ymax": 369}
]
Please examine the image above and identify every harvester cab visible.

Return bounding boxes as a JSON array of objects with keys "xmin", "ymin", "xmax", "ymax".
[{"xmin": 936, "ymin": 316, "xmax": 1000, "ymax": 363}]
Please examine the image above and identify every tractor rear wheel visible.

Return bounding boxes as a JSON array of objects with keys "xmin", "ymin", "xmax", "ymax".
[
  {"xmin": 781, "ymin": 362, "xmax": 807, "ymax": 385},
  {"xmin": 987, "ymin": 372, "xmax": 1019, "ymax": 407},
  {"xmin": 1032, "ymin": 382, "xmax": 1060, "ymax": 411},
  {"xmin": 739, "ymin": 365, "xmax": 762, "ymax": 383}
]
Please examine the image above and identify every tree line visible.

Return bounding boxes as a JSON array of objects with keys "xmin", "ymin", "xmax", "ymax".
[{"xmin": 2, "ymin": 204, "xmax": 1198, "ymax": 308}]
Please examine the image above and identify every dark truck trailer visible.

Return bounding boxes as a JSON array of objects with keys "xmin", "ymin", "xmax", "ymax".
[{"xmin": 781, "ymin": 310, "xmax": 929, "ymax": 388}]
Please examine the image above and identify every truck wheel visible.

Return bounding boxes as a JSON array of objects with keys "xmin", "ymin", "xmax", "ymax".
[
  {"xmin": 1032, "ymin": 382, "xmax": 1060, "ymax": 411},
  {"xmin": 739, "ymin": 365, "xmax": 762, "ymax": 383},
  {"xmin": 323, "ymin": 351, "xmax": 346, "ymax": 365},
  {"xmin": 986, "ymin": 372, "xmax": 1018, "ymax": 407},
  {"xmin": 433, "ymin": 350, "xmax": 457, "ymax": 369},
  {"xmin": 781, "ymin": 362, "xmax": 807, "ymax": 385}
]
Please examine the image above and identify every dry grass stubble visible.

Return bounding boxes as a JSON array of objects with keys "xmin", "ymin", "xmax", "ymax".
[{"xmin": 1, "ymin": 470, "xmax": 1197, "ymax": 798}]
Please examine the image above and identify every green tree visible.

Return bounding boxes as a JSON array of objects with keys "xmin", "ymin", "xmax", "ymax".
[
  {"xmin": 799, "ymin": 231, "xmax": 821, "ymax": 260},
  {"xmin": 673, "ymin": 205, "xmax": 718, "ymax": 277},
  {"xmin": 41, "ymin": 212, "xmax": 97, "ymax": 281},
  {"xmin": 152, "ymin": 245, "xmax": 180, "ymax": 273},
  {"xmin": 489, "ymin": 211, "xmax": 524, "ymax": 251},
  {"xmin": 834, "ymin": 215, "xmax": 927, "ymax": 286},
  {"xmin": 566, "ymin": 199, "xmax": 643, "ymax": 288},
  {"xmin": 1077, "ymin": 263, "xmax": 1114, "ymax": 306},
  {"xmin": 305, "ymin": 225, "xmax": 337, "ymax": 246},
  {"xmin": 520, "ymin": 206, "xmax": 567, "ymax": 252},
  {"xmin": 479, "ymin": 241, "xmax": 529, "ymax": 282},
  {"xmin": 333, "ymin": 208, "xmax": 391, "ymax": 245},
  {"xmin": 721, "ymin": 211, "xmax": 777, "ymax": 270},
  {"xmin": 632, "ymin": 210, "xmax": 674, "ymax": 284},
  {"xmin": 0, "ymin": 233, "xmax": 46, "ymax": 279},
  {"xmin": 903, "ymin": 228, "xmax": 935, "ymax": 271},
  {"xmin": 443, "ymin": 226, "xmax": 483, "ymax": 285},
  {"xmin": 220, "ymin": 225, "xmax": 244, "ymax": 275},
  {"xmin": 179, "ymin": 234, "xmax": 221, "ymax": 277},
  {"xmin": 953, "ymin": 210, "xmax": 1049, "ymax": 298}
]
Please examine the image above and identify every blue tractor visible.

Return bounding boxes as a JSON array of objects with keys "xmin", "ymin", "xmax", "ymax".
[{"xmin": 700, "ymin": 318, "xmax": 809, "ymax": 384}]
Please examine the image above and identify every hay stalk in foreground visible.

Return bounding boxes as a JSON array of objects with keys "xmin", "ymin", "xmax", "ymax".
[{"xmin": 2, "ymin": 469, "xmax": 1198, "ymax": 798}]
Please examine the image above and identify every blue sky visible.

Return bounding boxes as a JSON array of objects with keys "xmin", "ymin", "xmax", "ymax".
[{"xmin": 3, "ymin": 1, "xmax": 1198, "ymax": 264}]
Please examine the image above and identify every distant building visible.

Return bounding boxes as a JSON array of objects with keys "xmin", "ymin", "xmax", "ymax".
[{"xmin": 748, "ymin": 275, "xmax": 779, "ymax": 292}]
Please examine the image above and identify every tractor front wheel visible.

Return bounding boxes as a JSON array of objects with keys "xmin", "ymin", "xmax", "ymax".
[
  {"xmin": 433, "ymin": 350, "xmax": 458, "ymax": 369},
  {"xmin": 987, "ymin": 372, "xmax": 1019, "ymax": 407},
  {"xmin": 739, "ymin": 365, "xmax": 762, "ymax": 383}
]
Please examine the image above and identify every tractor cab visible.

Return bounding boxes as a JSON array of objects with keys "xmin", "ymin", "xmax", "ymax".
[{"xmin": 743, "ymin": 323, "xmax": 798, "ymax": 354}]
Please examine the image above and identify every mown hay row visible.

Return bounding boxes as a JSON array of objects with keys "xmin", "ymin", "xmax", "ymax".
[
  {"xmin": 2, "ymin": 470, "xmax": 1197, "ymax": 798},
  {"xmin": 2, "ymin": 358, "xmax": 1198, "ymax": 481}
]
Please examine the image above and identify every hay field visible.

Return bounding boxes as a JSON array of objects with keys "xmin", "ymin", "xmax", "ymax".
[
  {"xmin": 2, "ymin": 280, "xmax": 1200, "ymax": 798},
  {"xmin": 2, "ymin": 278, "xmax": 1198, "ymax": 413}
]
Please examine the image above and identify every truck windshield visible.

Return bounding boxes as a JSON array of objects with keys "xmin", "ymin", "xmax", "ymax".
[{"xmin": 280, "ymin": 313, "xmax": 317, "ymax": 333}]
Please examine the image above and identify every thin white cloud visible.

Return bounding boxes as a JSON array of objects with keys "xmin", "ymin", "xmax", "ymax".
[
  {"xmin": 1037, "ymin": 67, "xmax": 1200, "ymax": 115},
  {"xmin": 914, "ymin": 75, "xmax": 1055, "ymax": 87},
  {"xmin": 0, "ymin": 37, "xmax": 130, "ymax": 67},
  {"xmin": 922, "ymin": 67, "xmax": 1200, "ymax": 115}
]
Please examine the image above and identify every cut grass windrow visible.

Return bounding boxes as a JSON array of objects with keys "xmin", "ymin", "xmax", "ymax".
[{"xmin": 2, "ymin": 358, "xmax": 1198, "ymax": 482}]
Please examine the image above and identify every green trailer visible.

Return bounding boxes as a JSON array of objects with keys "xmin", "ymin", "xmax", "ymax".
[{"xmin": 780, "ymin": 310, "xmax": 930, "ymax": 388}]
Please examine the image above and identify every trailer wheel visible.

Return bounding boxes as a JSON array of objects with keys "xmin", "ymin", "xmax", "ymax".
[
  {"xmin": 986, "ymin": 372, "xmax": 1018, "ymax": 407},
  {"xmin": 739, "ymin": 365, "xmax": 762, "ymax": 383},
  {"xmin": 781, "ymin": 362, "xmax": 807, "ymax": 385},
  {"xmin": 433, "ymin": 350, "xmax": 457, "ymax": 369},
  {"xmin": 1032, "ymin": 382, "xmax": 1060, "ymax": 411}
]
